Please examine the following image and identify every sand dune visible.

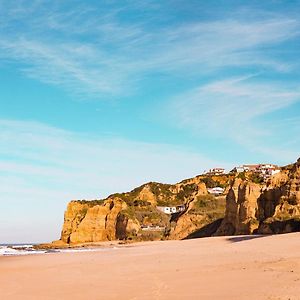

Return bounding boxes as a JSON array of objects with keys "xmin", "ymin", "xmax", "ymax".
[{"xmin": 1, "ymin": 233, "xmax": 300, "ymax": 299}]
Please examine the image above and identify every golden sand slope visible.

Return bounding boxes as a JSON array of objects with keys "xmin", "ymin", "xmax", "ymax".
[{"xmin": 1, "ymin": 233, "xmax": 300, "ymax": 300}]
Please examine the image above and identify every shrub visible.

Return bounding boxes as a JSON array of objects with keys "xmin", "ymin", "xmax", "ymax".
[
  {"xmin": 237, "ymin": 172, "xmax": 246, "ymax": 180},
  {"xmin": 189, "ymin": 194, "xmax": 226, "ymax": 218},
  {"xmin": 249, "ymin": 173, "xmax": 264, "ymax": 184}
]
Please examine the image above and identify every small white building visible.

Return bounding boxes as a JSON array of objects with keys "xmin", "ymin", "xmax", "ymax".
[
  {"xmin": 141, "ymin": 225, "xmax": 165, "ymax": 231},
  {"xmin": 157, "ymin": 204, "xmax": 186, "ymax": 215},
  {"xmin": 207, "ymin": 187, "xmax": 225, "ymax": 195},
  {"xmin": 231, "ymin": 164, "xmax": 260, "ymax": 173},
  {"xmin": 206, "ymin": 168, "xmax": 226, "ymax": 175},
  {"xmin": 235, "ymin": 166, "xmax": 247, "ymax": 173}
]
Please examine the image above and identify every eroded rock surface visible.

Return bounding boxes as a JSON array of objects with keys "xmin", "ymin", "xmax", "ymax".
[
  {"xmin": 61, "ymin": 198, "xmax": 127, "ymax": 243},
  {"xmin": 57, "ymin": 158, "xmax": 300, "ymax": 245},
  {"xmin": 216, "ymin": 158, "xmax": 300, "ymax": 235},
  {"xmin": 58, "ymin": 174, "xmax": 231, "ymax": 244}
]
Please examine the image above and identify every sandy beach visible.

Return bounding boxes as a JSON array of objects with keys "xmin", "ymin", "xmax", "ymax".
[{"xmin": 1, "ymin": 233, "xmax": 300, "ymax": 300}]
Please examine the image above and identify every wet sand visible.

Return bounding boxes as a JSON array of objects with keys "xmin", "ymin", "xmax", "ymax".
[{"xmin": 1, "ymin": 233, "xmax": 300, "ymax": 299}]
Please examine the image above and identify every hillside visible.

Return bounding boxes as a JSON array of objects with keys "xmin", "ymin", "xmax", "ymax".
[
  {"xmin": 49, "ymin": 157, "xmax": 300, "ymax": 247},
  {"xmin": 54, "ymin": 174, "xmax": 232, "ymax": 245}
]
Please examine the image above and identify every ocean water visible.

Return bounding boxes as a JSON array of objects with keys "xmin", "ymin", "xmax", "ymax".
[
  {"xmin": 0, "ymin": 244, "xmax": 117, "ymax": 256},
  {"xmin": 0, "ymin": 244, "xmax": 46, "ymax": 256}
]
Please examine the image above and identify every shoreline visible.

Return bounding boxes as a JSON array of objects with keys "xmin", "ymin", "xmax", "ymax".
[{"xmin": 1, "ymin": 238, "xmax": 177, "ymax": 257}]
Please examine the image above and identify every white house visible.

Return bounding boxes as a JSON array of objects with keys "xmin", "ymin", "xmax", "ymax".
[
  {"xmin": 141, "ymin": 225, "xmax": 165, "ymax": 231},
  {"xmin": 230, "ymin": 164, "xmax": 260, "ymax": 173},
  {"xmin": 235, "ymin": 166, "xmax": 247, "ymax": 173},
  {"xmin": 157, "ymin": 204, "xmax": 186, "ymax": 215},
  {"xmin": 207, "ymin": 187, "xmax": 225, "ymax": 195},
  {"xmin": 206, "ymin": 168, "xmax": 226, "ymax": 175}
]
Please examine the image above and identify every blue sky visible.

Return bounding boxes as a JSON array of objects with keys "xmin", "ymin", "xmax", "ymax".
[{"xmin": 0, "ymin": 0, "xmax": 300, "ymax": 243}]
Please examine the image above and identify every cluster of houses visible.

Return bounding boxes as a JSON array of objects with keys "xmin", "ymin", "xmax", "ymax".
[
  {"xmin": 230, "ymin": 164, "xmax": 281, "ymax": 179},
  {"xmin": 155, "ymin": 163, "xmax": 280, "ymax": 216},
  {"xmin": 206, "ymin": 164, "xmax": 281, "ymax": 180}
]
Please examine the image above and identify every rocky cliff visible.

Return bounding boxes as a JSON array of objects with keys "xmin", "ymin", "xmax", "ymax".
[
  {"xmin": 61, "ymin": 198, "xmax": 127, "ymax": 243},
  {"xmin": 216, "ymin": 158, "xmax": 300, "ymax": 235},
  {"xmin": 54, "ymin": 158, "xmax": 300, "ymax": 246},
  {"xmin": 56, "ymin": 174, "xmax": 231, "ymax": 245}
]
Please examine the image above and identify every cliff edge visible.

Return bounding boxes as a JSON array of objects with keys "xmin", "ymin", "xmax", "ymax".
[
  {"xmin": 55, "ymin": 174, "xmax": 231, "ymax": 245},
  {"xmin": 216, "ymin": 158, "xmax": 300, "ymax": 235},
  {"xmin": 52, "ymin": 157, "xmax": 300, "ymax": 246}
]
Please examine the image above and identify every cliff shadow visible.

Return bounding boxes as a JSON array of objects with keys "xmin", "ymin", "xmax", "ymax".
[
  {"xmin": 227, "ymin": 219, "xmax": 300, "ymax": 242},
  {"xmin": 256, "ymin": 219, "xmax": 300, "ymax": 234},
  {"xmin": 170, "ymin": 211, "xmax": 186, "ymax": 223},
  {"xmin": 226, "ymin": 235, "xmax": 268, "ymax": 243},
  {"xmin": 183, "ymin": 218, "xmax": 223, "ymax": 240}
]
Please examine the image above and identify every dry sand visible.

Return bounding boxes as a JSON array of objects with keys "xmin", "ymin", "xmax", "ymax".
[{"xmin": 1, "ymin": 233, "xmax": 300, "ymax": 300}]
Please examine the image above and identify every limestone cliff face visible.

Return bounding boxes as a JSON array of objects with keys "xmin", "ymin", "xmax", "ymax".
[
  {"xmin": 56, "ymin": 159, "xmax": 300, "ymax": 244},
  {"xmin": 61, "ymin": 201, "xmax": 90, "ymax": 243},
  {"xmin": 257, "ymin": 159, "xmax": 300, "ymax": 233},
  {"xmin": 168, "ymin": 214, "xmax": 208, "ymax": 240},
  {"xmin": 169, "ymin": 192, "xmax": 226, "ymax": 239},
  {"xmin": 215, "ymin": 179, "xmax": 261, "ymax": 235},
  {"xmin": 216, "ymin": 158, "xmax": 300, "ymax": 235},
  {"xmin": 61, "ymin": 198, "xmax": 127, "ymax": 244},
  {"xmin": 57, "ymin": 173, "xmax": 233, "ymax": 244}
]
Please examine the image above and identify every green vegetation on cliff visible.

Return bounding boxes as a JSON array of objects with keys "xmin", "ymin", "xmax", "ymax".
[
  {"xmin": 73, "ymin": 199, "xmax": 105, "ymax": 206},
  {"xmin": 189, "ymin": 194, "xmax": 226, "ymax": 221},
  {"xmin": 58, "ymin": 157, "xmax": 300, "ymax": 245}
]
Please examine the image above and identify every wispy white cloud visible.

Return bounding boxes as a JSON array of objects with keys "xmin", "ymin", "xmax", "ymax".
[
  {"xmin": 0, "ymin": 38, "xmax": 130, "ymax": 96},
  {"xmin": 147, "ymin": 18, "xmax": 300, "ymax": 72},
  {"xmin": 172, "ymin": 75, "xmax": 300, "ymax": 126},
  {"xmin": 0, "ymin": 2, "xmax": 299, "ymax": 97},
  {"xmin": 168, "ymin": 75, "xmax": 300, "ymax": 160},
  {"xmin": 0, "ymin": 119, "xmax": 228, "ymax": 243},
  {"xmin": 0, "ymin": 119, "xmax": 227, "ymax": 186}
]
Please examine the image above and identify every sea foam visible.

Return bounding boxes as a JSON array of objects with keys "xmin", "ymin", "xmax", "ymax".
[
  {"xmin": 0, "ymin": 245, "xmax": 46, "ymax": 256},
  {"xmin": 0, "ymin": 245, "xmax": 115, "ymax": 256}
]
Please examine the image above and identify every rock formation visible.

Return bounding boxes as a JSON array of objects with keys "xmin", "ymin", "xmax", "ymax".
[
  {"xmin": 216, "ymin": 158, "xmax": 300, "ymax": 235},
  {"xmin": 54, "ymin": 157, "xmax": 300, "ymax": 246},
  {"xmin": 57, "ymin": 174, "xmax": 231, "ymax": 245},
  {"xmin": 215, "ymin": 179, "xmax": 261, "ymax": 235},
  {"xmin": 61, "ymin": 198, "xmax": 127, "ymax": 243}
]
